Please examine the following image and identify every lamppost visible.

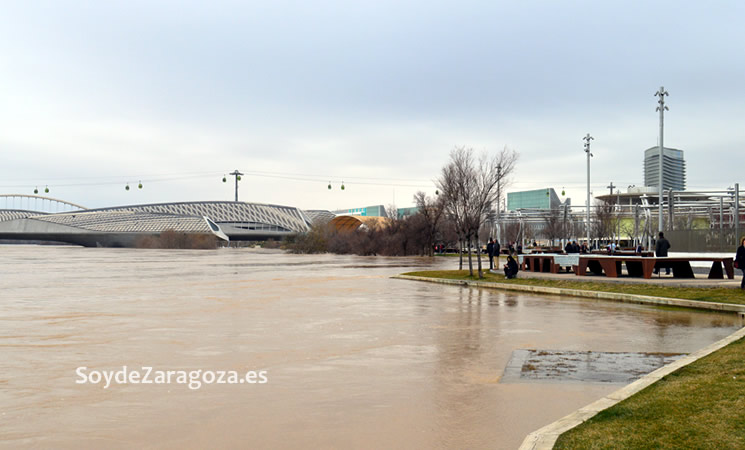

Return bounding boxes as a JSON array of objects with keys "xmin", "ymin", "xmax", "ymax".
[
  {"xmin": 655, "ymin": 86, "xmax": 669, "ymax": 233},
  {"xmin": 583, "ymin": 133, "xmax": 594, "ymax": 247},
  {"xmin": 496, "ymin": 163, "xmax": 502, "ymax": 243}
]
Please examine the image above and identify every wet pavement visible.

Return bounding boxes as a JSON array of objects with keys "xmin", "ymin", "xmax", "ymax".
[
  {"xmin": 502, "ymin": 349, "xmax": 685, "ymax": 384},
  {"xmin": 0, "ymin": 246, "xmax": 741, "ymax": 449}
]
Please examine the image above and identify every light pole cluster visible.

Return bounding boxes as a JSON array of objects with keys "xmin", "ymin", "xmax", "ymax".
[
  {"xmin": 583, "ymin": 133, "xmax": 594, "ymax": 247},
  {"xmin": 655, "ymin": 87, "xmax": 669, "ymax": 233},
  {"xmin": 579, "ymin": 87, "xmax": 669, "ymax": 249}
]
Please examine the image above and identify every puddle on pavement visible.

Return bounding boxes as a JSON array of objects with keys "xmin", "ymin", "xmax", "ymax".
[{"xmin": 502, "ymin": 349, "xmax": 686, "ymax": 384}]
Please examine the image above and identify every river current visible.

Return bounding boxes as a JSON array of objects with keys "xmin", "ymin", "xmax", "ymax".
[{"xmin": 0, "ymin": 246, "xmax": 739, "ymax": 449}]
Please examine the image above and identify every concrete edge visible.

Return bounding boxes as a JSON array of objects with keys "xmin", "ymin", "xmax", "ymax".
[
  {"xmin": 389, "ymin": 274, "xmax": 745, "ymax": 450},
  {"xmin": 517, "ymin": 326, "xmax": 745, "ymax": 450},
  {"xmin": 390, "ymin": 275, "xmax": 745, "ymax": 314}
]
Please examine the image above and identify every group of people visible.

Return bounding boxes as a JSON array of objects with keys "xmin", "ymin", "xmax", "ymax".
[
  {"xmin": 564, "ymin": 241, "xmax": 590, "ymax": 254},
  {"xmin": 485, "ymin": 238, "xmax": 520, "ymax": 279}
]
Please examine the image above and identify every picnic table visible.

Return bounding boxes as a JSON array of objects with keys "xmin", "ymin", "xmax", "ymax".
[
  {"xmin": 575, "ymin": 255, "xmax": 734, "ymax": 279},
  {"xmin": 519, "ymin": 254, "xmax": 579, "ymax": 274},
  {"xmin": 590, "ymin": 250, "xmax": 655, "ymax": 257}
]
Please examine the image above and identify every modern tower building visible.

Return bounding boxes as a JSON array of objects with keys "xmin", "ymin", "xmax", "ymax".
[
  {"xmin": 644, "ymin": 146, "xmax": 686, "ymax": 191},
  {"xmin": 506, "ymin": 188, "xmax": 562, "ymax": 211}
]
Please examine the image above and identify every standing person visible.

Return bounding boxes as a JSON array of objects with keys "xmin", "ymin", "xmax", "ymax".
[
  {"xmin": 494, "ymin": 239, "xmax": 501, "ymax": 267},
  {"xmin": 486, "ymin": 238, "xmax": 495, "ymax": 270},
  {"xmin": 654, "ymin": 232, "xmax": 671, "ymax": 275},
  {"xmin": 736, "ymin": 237, "xmax": 745, "ymax": 289}
]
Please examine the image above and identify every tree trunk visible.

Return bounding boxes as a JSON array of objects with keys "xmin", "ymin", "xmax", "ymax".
[
  {"xmin": 467, "ymin": 234, "xmax": 474, "ymax": 277},
  {"xmin": 476, "ymin": 236, "xmax": 483, "ymax": 278},
  {"xmin": 459, "ymin": 238, "xmax": 464, "ymax": 270}
]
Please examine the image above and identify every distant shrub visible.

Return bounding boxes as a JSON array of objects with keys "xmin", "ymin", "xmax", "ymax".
[
  {"xmin": 260, "ymin": 238, "xmax": 282, "ymax": 249},
  {"xmin": 135, "ymin": 230, "xmax": 219, "ymax": 249}
]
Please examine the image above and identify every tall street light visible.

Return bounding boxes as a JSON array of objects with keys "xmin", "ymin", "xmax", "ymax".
[
  {"xmin": 496, "ymin": 163, "xmax": 502, "ymax": 243},
  {"xmin": 655, "ymin": 86, "xmax": 669, "ymax": 233},
  {"xmin": 584, "ymin": 133, "xmax": 594, "ymax": 247}
]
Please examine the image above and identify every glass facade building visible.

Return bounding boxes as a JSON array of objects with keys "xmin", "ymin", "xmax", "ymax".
[
  {"xmin": 507, "ymin": 188, "xmax": 561, "ymax": 210},
  {"xmin": 644, "ymin": 146, "xmax": 686, "ymax": 191}
]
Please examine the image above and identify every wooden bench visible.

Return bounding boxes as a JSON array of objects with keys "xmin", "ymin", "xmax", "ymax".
[{"xmin": 575, "ymin": 256, "xmax": 734, "ymax": 279}]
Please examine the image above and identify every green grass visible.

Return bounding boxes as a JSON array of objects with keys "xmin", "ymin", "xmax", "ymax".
[
  {"xmin": 554, "ymin": 336, "xmax": 745, "ymax": 449},
  {"xmin": 401, "ymin": 270, "xmax": 745, "ymax": 305}
]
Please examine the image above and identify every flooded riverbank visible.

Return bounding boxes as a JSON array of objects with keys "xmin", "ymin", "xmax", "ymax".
[{"xmin": 1, "ymin": 246, "xmax": 739, "ymax": 449}]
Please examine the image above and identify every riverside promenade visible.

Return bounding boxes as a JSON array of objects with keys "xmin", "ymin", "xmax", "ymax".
[
  {"xmin": 502, "ymin": 266, "xmax": 744, "ymax": 289},
  {"xmin": 396, "ymin": 265, "xmax": 745, "ymax": 449},
  {"xmin": 398, "ymin": 264, "xmax": 745, "ymax": 316}
]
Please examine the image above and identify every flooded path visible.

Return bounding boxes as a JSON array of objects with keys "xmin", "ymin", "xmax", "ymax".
[{"xmin": 0, "ymin": 246, "xmax": 740, "ymax": 449}]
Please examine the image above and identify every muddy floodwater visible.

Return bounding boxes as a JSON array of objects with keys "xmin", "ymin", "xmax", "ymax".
[{"xmin": 1, "ymin": 246, "xmax": 740, "ymax": 449}]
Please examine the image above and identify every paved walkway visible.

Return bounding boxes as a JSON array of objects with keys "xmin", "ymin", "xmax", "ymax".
[{"xmin": 493, "ymin": 267, "xmax": 744, "ymax": 289}]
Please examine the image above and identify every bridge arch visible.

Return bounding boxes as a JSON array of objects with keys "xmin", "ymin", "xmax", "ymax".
[{"xmin": 0, "ymin": 194, "xmax": 86, "ymax": 213}]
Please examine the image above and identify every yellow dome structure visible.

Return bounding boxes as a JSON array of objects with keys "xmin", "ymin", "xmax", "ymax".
[{"xmin": 328, "ymin": 215, "xmax": 388, "ymax": 232}]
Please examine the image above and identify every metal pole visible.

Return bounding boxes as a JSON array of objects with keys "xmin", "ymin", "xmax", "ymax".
[
  {"xmin": 720, "ymin": 197, "xmax": 724, "ymax": 231},
  {"xmin": 655, "ymin": 87, "xmax": 669, "ymax": 234},
  {"xmin": 668, "ymin": 189, "xmax": 674, "ymax": 230},
  {"xmin": 229, "ymin": 170, "xmax": 244, "ymax": 202},
  {"xmin": 617, "ymin": 190, "xmax": 621, "ymax": 245},
  {"xmin": 736, "ymin": 183, "xmax": 740, "ymax": 245},
  {"xmin": 496, "ymin": 164, "xmax": 502, "ymax": 244},
  {"xmin": 584, "ymin": 133, "xmax": 594, "ymax": 247}
]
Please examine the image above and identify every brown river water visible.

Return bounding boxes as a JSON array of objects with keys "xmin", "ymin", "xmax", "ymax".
[{"xmin": 0, "ymin": 246, "xmax": 740, "ymax": 449}]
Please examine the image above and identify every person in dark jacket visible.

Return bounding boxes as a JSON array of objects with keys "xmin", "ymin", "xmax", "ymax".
[
  {"xmin": 736, "ymin": 237, "xmax": 745, "ymax": 289},
  {"xmin": 654, "ymin": 232, "xmax": 671, "ymax": 275},
  {"xmin": 494, "ymin": 240, "xmax": 501, "ymax": 267},
  {"xmin": 486, "ymin": 239, "xmax": 495, "ymax": 270},
  {"xmin": 504, "ymin": 253, "xmax": 519, "ymax": 279}
]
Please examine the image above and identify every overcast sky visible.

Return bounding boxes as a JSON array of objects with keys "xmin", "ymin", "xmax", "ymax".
[{"xmin": 1, "ymin": 0, "xmax": 744, "ymax": 211}]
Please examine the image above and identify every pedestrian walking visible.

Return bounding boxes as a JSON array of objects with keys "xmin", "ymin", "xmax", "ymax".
[
  {"xmin": 736, "ymin": 237, "xmax": 745, "ymax": 289},
  {"xmin": 487, "ymin": 238, "xmax": 495, "ymax": 270},
  {"xmin": 654, "ymin": 232, "xmax": 671, "ymax": 275},
  {"xmin": 494, "ymin": 239, "xmax": 501, "ymax": 267}
]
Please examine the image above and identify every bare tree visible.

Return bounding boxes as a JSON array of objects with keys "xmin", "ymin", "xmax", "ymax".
[
  {"xmin": 592, "ymin": 200, "xmax": 615, "ymax": 244},
  {"xmin": 437, "ymin": 146, "xmax": 518, "ymax": 278},
  {"xmin": 542, "ymin": 209, "xmax": 563, "ymax": 246},
  {"xmin": 414, "ymin": 191, "xmax": 446, "ymax": 256},
  {"xmin": 504, "ymin": 221, "xmax": 521, "ymax": 245}
]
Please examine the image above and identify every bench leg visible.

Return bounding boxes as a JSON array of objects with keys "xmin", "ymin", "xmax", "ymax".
[
  {"xmin": 672, "ymin": 261, "xmax": 695, "ymax": 278},
  {"xmin": 708, "ymin": 261, "xmax": 724, "ymax": 279}
]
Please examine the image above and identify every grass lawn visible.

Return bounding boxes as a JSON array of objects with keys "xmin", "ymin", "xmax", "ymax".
[
  {"xmin": 401, "ymin": 270, "xmax": 745, "ymax": 306},
  {"xmin": 554, "ymin": 336, "xmax": 745, "ymax": 449}
]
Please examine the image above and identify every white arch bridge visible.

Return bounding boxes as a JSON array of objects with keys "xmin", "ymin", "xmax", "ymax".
[
  {"xmin": 0, "ymin": 198, "xmax": 316, "ymax": 247},
  {"xmin": 0, "ymin": 194, "xmax": 86, "ymax": 214}
]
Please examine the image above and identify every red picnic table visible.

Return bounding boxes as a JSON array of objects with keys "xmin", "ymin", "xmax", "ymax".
[{"xmin": 574, "ymin": 255, "xmax": 734, "ymax": 279}]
